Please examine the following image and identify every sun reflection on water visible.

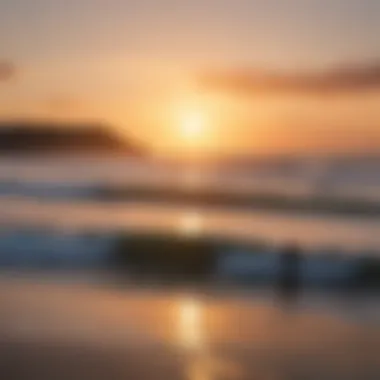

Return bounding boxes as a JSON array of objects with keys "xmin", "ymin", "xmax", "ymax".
[{"xmin": 178, "ymin": 212, "xmax": 204, "ymax": 237}]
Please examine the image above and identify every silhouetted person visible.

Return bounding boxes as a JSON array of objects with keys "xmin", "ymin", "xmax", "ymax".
[{"xmin": 277, "ymin": 244, "xmax": 302, "ymax": 298}]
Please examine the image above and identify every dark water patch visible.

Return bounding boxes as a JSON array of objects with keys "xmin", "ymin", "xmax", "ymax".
[
  {"xmin": 110, "ymin": 232, "xmax": 220, "ymax": 283},
  {"xmin": 0, "ymin": 227, "xmax": 379, "ymax": 292}
]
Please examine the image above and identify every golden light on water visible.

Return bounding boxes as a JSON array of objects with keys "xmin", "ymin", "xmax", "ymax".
[{"xmin": 179, "ymin": 212, "xmax": 204, "ymax": 237}]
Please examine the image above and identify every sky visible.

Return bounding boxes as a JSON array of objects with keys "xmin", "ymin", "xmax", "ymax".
[{"xmin": 0, "ymin": 0, "xmax": 379, "ymax": 157}]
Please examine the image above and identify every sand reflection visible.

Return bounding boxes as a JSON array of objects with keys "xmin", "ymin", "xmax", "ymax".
[
  {"xmin": 179, "ymin": 297, "xmax": 204, "ymax": 350},
  {"xmin": 178, "ymin": 297, "xmax": 240, "ymax": 380}
]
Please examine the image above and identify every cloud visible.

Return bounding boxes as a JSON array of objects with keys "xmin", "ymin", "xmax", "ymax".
[
  {"xmin": 0, "ymin": 61, "xmax": 17, "ymax": 82},
  {"xmin": 199, "ymin": 62, "xmax": 380, "ymax": 96}
]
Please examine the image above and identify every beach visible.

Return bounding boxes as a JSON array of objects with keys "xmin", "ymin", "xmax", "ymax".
[{"xmin": 0, "ymin": 274, "xmax": 379, "ymax": 380}]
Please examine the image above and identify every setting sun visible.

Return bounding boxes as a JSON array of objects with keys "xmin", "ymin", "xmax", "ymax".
[
  {"xmin": 163, "ymin": 98, "xmax": 214, "ymax": 158},
  {"xmin": 180, "ymin": 110, "xmax": 205, "ymax": 141}
]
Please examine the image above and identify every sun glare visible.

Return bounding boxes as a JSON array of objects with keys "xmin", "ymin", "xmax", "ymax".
[
  {"xmin": 181, "ymin": 110, "xmax": 205, "ymax": 140},
  {"xmin": 164, "ymin": 95, "xmax": 218, "ymax": 157}
]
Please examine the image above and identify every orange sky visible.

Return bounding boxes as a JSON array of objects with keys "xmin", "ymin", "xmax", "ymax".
[{"xmin": 0, "ymin": 0, "xmax": 379, "ymax": 157}]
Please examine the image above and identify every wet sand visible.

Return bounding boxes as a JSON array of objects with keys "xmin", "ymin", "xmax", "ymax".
[{"xmin": 0, "ymin": 275, "xmax": 379, "ymax": 380}]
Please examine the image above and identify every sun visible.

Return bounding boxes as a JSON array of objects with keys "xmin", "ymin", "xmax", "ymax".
[
  {"xmin": 180, "ymin": 110, "xmax": 205, "ymax": 140},
  {"xmin": 165, "ymin": 95, "xmax": 215, "ymax": 157}
]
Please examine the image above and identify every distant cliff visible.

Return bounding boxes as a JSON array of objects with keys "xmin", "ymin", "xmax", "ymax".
[{"xmin": 0, "ymin": 121, "xmax": 144, "ymax": 155}]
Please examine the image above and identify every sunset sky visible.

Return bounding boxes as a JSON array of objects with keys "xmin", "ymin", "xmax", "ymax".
[{"xmin": 0, "ymin": 0, "xmax": 379, "ymax": 157}]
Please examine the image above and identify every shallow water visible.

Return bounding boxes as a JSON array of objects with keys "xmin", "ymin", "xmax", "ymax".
[
  {"xmin": 1, "ymin": 197, "xmax": 380, "ymax": 251},
  {"xmin": 0, "ymin": 155, "xmax": 380, "ymax": 200},
  {"xmin": 1, "ymin": 156, "xmax": 380, "ymax": 251}
]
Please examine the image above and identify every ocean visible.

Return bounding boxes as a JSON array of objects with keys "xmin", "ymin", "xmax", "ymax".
[
  {"xmin": 0, "ymin": 154, "xmax": 379, "ymax": 284},
  {"xmin": 0, "ymin": 155, "xmax": 380, "ymax": 247}
]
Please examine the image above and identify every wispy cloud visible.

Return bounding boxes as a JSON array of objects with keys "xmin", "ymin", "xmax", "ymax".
[
  {"xmin": 0, "ymin": 61, "xmax": 17, "ymax": 82},
  {"xmin": 199, "ymin": 62, "xmax": 380, "ymax": 95}
]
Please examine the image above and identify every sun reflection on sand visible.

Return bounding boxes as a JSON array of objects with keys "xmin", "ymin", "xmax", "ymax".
[
  {"xmin": 178, "ymin": 297, "xmax": 242, "ymax": 380},
  {"xmin": 178, "ymin": 297, "xmax": 204, "ymax": 350},
  {"xmin": 178, "ymin": 297, "xmax": 212, "ymax": 380}
]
